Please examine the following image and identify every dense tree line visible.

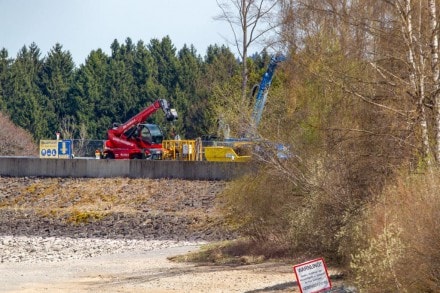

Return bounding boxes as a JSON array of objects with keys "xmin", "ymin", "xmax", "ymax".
[{"xmin": 0, "ymin": 37, "xmax": 265, "ymax": 142}]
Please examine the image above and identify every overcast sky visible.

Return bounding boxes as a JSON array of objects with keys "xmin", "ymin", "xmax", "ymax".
[{"xmin": 0, "ymin": 0, "xmax": 238, "ymax": 66}]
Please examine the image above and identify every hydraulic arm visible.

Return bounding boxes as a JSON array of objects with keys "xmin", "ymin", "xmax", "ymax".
[
  {"xmin": 252, "ymin": 54, "xmax": 286, "ymax": 128},
  {"xmin": 104, "ymin": 99, "xmax": 177, "ymax": 159}
]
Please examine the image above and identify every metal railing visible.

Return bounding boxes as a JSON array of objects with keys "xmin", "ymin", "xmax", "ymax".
[
  {"xmin": 162, "ymin": 139, "xmax": 203, "ymax": 161},
  {"xmin": 71, "ymin": 139, "xmax": 105, "ymax": 157}
]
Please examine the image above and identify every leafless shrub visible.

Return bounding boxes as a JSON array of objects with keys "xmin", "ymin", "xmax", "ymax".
[
  {"xmin": 0, "ymin": 112, "xmax": 38, "ymax": 156},
  {"xmin": 218, "ymin": 170, "xmax": 303, "ymax": 256},
  {"xmin": 60, "ymin": 115, "xmax": 77, "ymax": 139},
  {"xmin": 349, "ymin": 168, "xmax": 440, "ymax": 292}
]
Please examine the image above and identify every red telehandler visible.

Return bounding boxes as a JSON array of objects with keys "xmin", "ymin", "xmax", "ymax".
[{"xmin": 103, "ymin": 99, "xmax": 178, "ymax": 159}]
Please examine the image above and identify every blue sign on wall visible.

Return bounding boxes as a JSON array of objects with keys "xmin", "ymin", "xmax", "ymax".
[{"xmin": 58, "ymin": 140, "xmax": 72, "ymax": 159}]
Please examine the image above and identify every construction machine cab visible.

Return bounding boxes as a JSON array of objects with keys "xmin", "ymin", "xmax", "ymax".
[
  {"xmin": 103, "ymin": 99, "xmax": 177, "ymax": 160},
  {"xmin": 139, "ymin": 123, "xmax": 163, "ymax": 144}
]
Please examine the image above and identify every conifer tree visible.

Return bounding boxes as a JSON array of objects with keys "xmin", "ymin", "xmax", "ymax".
[
  {"xmin": 40, "ymin": 43, "xmax": 75, "ymax": 136},
  {"xmin": 72, "ymin": 49, "xmax": 110, "ymax": 139},
  {"xmin": 0, "ymin": 48, "xmax": 11, "ymax": 111},
  {"xmin": 106, "ymin": 39, "xmax": 137, "ymax": 124},
  {"xmin": 7, "ymin": 44, "xmax": 48, "ymax": 140}
]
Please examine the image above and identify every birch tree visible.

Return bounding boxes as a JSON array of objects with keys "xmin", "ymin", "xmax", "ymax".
[
  {"xmin": 216, "ymin": 0, "xmax": 280, "ymax": 101},
  {"xmin": 394, "ymin": 0, "xmax": 431, "ymax": 163},
  {"xmin": 281, "ymin": 0, "xmax": 440, "ymax": 167},
  {"xmin": 387, "ymin": 0, "xmax": 440, "ymax": 165},
  {"xmin": 429, "ymin": 0, "xmax": 440, "ymax": 162}
]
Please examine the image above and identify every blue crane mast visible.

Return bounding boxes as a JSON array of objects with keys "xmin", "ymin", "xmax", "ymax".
[
  {"xmin": 203, "ymin": 54, "xmax": 286, "ymax": 162},
  {"xmin": 251, "ymin": 54, "xmax": 286, "ymax": 129}
]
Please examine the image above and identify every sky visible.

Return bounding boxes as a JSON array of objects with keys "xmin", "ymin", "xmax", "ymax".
[{"xmin": 0, "ymin": 0, "xmax": 238, "ymax": 66}]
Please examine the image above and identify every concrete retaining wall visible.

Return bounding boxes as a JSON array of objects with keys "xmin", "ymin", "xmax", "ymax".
[{"xmin": 0, "ymin": 157, "xmax": 253, "ymax": 180}]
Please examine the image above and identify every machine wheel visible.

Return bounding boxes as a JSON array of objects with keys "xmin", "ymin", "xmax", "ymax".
[{"xmin": 105, "ymin": 153, "xmax": 115, "ymax": 159}]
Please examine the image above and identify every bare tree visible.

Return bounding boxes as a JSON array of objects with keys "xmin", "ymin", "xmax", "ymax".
[
  {"xmin": 0, "ymin": 112, "xmax": 38, "ymax": 156},
  {"xmin": 216, "ymin": 0, "xmax": 280, "ymax": 101},
  {"xmin": 60, "ymin": 115, "xmax": 76, "ymax": 140},
  {"xmin": 281, "ymin": 0, "xmax": 440, "ymax": 166},
  {"xmin": 374, "ymin": 0, "xmax": 440, "ymax": 165},
  {"xmin": 75, "ymin": 122, "xmax": 88, "ymax": 156}
]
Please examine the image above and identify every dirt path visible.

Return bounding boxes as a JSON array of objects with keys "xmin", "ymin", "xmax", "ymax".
[{"xmin": 0, "ymin": 245, "xmax": 298, "ymax": 293}]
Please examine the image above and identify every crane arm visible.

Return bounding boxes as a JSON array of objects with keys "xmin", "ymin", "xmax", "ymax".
[
  {"xmin": 252, "ymin": 54, "xmax": 286, "ymax": 127},
  {"xmin": 110, "ymin": 99, "xmax": 177, "ymax": 137}
]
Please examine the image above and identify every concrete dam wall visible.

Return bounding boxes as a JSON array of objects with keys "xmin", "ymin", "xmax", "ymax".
[{"xmin": 0, "ymin": 157, "xmax": 252, "ymax": 180}]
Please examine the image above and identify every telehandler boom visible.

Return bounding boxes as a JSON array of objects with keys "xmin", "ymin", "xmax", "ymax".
[{"xmin": 103, "ymin": 99, "xmax": 177, "ymax": 159}]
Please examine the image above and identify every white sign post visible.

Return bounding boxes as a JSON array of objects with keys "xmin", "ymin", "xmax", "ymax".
[{"xmin": 293, "ymin": 258, "xmax": 331, "ymax": 293}]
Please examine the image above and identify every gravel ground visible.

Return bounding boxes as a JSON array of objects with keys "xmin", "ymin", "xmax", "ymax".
[
  {"xmin": 0, "ymin": 177, "xmax": 353, "ymax": 292},
  {"xmin": 0, "ymin": 177, "xmax": 300, "ymax": 292},
  {"xmin": 0, "ymin": 236, "xmax": 298, "ymax": 293},
  {"xmin": 0, "ymin": 235, "xmax": 204, "ymax": 263}
]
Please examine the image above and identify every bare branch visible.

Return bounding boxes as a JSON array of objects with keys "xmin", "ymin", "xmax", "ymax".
[{"xmin": 325, "ymin": 74, "xmax": 408, "ymax": 116}]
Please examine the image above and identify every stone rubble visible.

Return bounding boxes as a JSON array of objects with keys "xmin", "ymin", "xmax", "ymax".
[
  {"xmin": 0, "ymin": 235, "xmax": 204, "ymax": 263},
  {"xmin": 0, "ymin": 177, "xmax": 230, "ymax": 265}
]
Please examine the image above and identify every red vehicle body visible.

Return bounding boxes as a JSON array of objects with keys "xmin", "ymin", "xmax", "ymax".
[{"xmin": 103, "ymin": 99, "xmax": 178, "ymax": 159}]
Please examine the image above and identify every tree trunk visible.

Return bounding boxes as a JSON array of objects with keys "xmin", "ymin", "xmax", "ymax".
[
  {"xmin": 399, "ymin": 0, "xmax": 432, "ymax": 163},
  {"xmin": 429, "ymin": 0, "xmax": 440, "ymax": 163},
  {"xmin": 241, "ymin": 0, "xmax": 248, "ymax": 102}
]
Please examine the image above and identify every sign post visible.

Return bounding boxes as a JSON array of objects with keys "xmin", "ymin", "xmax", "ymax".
[{"xmin": 293, "ymin": 258, "xmax": 331, "ymax": 293}]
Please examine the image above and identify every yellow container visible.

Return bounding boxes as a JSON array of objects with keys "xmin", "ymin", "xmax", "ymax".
[{"xmin": 204, "ymin": 146, "xmax": 251, "ymax": 162}]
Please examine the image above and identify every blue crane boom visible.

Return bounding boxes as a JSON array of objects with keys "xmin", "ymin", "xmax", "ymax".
[
  {"xmin": 252, "ymin": 54, "xmax": 286, "ymax": 128},
  {"xmin": 203, "ymin": 54, "xmax": 286, "ymax": 162}
]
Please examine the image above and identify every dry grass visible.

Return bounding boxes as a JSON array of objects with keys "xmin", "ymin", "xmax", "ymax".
[
  {"xmin": 67, "ymin": 209, "xmax": 108, "ymax": 224},
  {"xmin": 169, "ymin": 239, "xmax": 267, "ymax": 265},
  {"xmin": 0, "ymin": 177, "xmax": 226, "ymax": 220}
]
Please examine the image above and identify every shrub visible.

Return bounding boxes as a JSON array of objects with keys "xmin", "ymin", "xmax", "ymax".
[
  {"xmin": 0, "ymin": 112, "xmax": 38, "ymax": 156},
  {"xmin": 219, "ymin": 161, "xmax": 368, "ymax": 263},
  {"xmin": 349, "ymin": 169, "xmax": 440, "ymax": 292},
  {"xmin": 218, "ymin": 169, "xmax": 302, "ymax": 257}
]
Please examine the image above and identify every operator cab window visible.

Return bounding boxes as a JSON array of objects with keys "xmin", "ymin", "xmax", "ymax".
[
  {"xmin": 140, "ymin": 126, "xmax": 152, "ymax": 143},
  {"xmin": 141, "ymin": 124, "xmax": 163, "ymax": 144}
]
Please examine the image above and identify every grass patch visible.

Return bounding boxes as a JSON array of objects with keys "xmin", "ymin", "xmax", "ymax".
[
  {"xmin": 67, "ymin": 209, "xmax": 107, "ymax": 224},
  {"xmin": 168, "ymin": 238, "xmax": 268, "ymax": 265}
]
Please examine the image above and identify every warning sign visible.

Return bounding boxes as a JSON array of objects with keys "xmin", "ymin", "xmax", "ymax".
[
  {"xmin": 39, "ymin": 140, "xmax": 58, "ymax": 159},
  {"xmin": 293, "ymin": 258, "xmax": 331, "ymax": 293},
  {"xmin": 40, "ymin": 140, "xmax": 73, "ymax": 159}
]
